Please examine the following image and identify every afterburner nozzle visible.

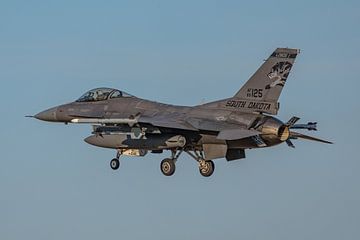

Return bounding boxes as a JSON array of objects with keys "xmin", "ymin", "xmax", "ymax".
[{"xmin": 278, "ymin": 125, "xmax": 290, "ymax": 141}]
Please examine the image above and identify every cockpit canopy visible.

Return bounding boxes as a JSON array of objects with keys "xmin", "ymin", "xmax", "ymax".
[{"xmin": 76, "ymin": 88, "xmax": 134, "ymax": 102}]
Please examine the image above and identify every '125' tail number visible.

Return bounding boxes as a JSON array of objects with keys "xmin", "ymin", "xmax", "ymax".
[{"xmin": 247, "ymin": 88, "xmax": 263, "ymax": 98}]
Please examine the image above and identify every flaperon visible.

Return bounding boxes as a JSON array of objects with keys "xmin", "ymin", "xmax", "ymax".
[{"xmin": 30, "ymin": 48, "xmax": 332, "ymax": 177}]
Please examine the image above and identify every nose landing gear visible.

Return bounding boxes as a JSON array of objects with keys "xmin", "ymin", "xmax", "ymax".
[
  {"xmin": 110, "ymin": 158, "xmax": 120, "ymax": 170},
  {"xmin": 110, "ymin": 150, "xmax": 122, "ymax": 170}
]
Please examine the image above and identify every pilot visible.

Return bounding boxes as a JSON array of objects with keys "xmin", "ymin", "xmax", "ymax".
[
  {"xmin": 96, "ymin": 90, "xmax": 105, "ymax": 101},
  {"xmin": 95, "ymin": 90, "xmax": 112, "ymax": 101}
]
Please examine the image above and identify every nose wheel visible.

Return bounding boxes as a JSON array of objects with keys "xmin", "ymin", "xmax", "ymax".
[
  {"xmin": 110, "ymin": 150, "xmax": 122, "ymax": 170},
  {"xmin": 110, "ymin": 158, "xmax": 120, "ymax": 170}
]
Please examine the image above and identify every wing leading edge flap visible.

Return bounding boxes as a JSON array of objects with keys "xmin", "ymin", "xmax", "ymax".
[{"xmin": 217, "ymin": 129, "xmax": 261, "ymax": 140}]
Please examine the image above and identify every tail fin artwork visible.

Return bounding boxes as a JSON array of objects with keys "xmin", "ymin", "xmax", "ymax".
[
  {"xmin": 234, "ymin": 48, "xmax": 299, "ymax": 104},
  {"xmin": 232, "ymin": 48, "xmax": 300, "ymax": 115},
  {"xmin": 201, "ymin": 48, "xmax": 300, "ymax": 115}
]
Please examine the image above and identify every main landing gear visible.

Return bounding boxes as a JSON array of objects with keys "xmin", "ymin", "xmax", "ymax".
[
  {"xmin": 198, "ymin": 159, "xmax": 215, "ymax": 177},
  {"xmin": 110, "ymin": 150, "xmax": 122, "ymax": 170},
  {"xmin": 160, "ymin": 149, "xmax": 182, "ymax": 176},
  {"xmin": 185, "ymin": 150, "xmax": 215, "ymax": 177},
  {"xmin": 160, "ymin": 149, "xmax": 215, "ymax": 177},
  {"xmin": 160, "ymin": 158, "xmax": 176, "ymax": 176}
]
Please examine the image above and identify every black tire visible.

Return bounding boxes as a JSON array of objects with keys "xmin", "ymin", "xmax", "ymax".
[
  {"xmin": 110, "ymin": 158, "xmax": 120, "ymax": 170},
  {"xmin": 160, "ymin": 158, "xmax": 176, "ymax": 176},
  {"xmin": 199, "ymin": 160, "xmax": 215, "ymax": 177}
]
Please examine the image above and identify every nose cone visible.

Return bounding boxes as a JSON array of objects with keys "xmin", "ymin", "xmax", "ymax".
[{"xmin": 35, "ymin": 107, "xmax": 58, "ymax": 122}]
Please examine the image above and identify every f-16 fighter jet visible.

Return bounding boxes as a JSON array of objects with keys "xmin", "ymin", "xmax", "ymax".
[{"xmin": 31, "ymin": 48, "xmax": 332, "ymax": 177}]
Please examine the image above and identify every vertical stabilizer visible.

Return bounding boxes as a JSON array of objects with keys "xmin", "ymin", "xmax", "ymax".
[
  {"xmin": 234, "ymin": 48, "xmax": 299, "ymax": 103},
  {"xmin": 198, "ymin": 48, "xmax": 300, "ymax": 115}
]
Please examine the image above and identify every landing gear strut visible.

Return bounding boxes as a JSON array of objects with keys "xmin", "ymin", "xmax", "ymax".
[
  {"xmin": 110, "ymin": 150, "xmax": 122, "ymax": 170},
  {"xmin": 185, "ymin": 150, "xmax": 215, "ymax": 177},
  {"xmin": 160, "ymin": 149, "xmax": 183, "ymax": 176}
]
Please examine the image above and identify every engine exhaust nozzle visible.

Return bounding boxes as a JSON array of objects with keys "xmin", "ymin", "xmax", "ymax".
[{"xmin": 278, "ymin": 125, "xmax": 290, "ymax": 142}]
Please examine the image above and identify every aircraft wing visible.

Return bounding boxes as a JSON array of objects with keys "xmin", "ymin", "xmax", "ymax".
[
  {"xmin": 70, "ymin": 114, "xmax": 254, "ymax": 139},
  {"xmin": 138, "ymin": 116, "xmax": 199, "ymax": 131},
  {"xmin": 185, "ymin": 117, "xmax": 246, "ymax": 132},
  {"xmin": 138, "ymin": 113, "xmax": 245, "ymax": 132},
  {"xmin": 141, "ymin": 116, "xmax": 254, "ymax": 140},
  {"xmin": 216, "ymin": 129, "xmax": 260, "ymax": 140}
]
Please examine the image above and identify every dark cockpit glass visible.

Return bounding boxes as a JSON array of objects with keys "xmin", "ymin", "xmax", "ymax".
[{"xmin": 76, "ymin": 88, "xmax": 133, "ymax": 102}]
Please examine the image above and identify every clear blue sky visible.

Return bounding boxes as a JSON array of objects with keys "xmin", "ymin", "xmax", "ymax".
[{"xmin": 1, "ymin": 1, "xmax": 359, "ymax": 239}]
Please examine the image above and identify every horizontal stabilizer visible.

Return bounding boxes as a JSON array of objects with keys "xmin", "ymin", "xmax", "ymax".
[
  {"xmin": 217, "ymin": 129, "xmax": 260, "ymax": 140},
  {"xmin": 290, "ymin": 131, "xmax": 333, "ymax": 144}
]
